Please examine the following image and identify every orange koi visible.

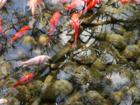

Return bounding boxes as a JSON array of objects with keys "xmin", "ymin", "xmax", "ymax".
[
  {"xmin": 65, "ymin": 0, "xmax": 84, "ymax": 10},
  {"xmin": 70, "ymin": 13, "xmax": 80, "ymax": 48},
  {"xmin": 119, "ymin": 0, "xmax": 129, "ymax": 4},
  {"xmin": 9, "ymin": 25, "xmax": 30, "ymax": 44},
  {"xmin": 27, "ymin": 0, "xmax": 44, "ymax": 16},
  {"xmin": 48, "ymin": 11, "xmax": 61, "ymax": 37},
  {"xmin": 13, "ymin": 73, "xmax": 34, "ymax": 88},
  {"xmin": 119, "ymin": 0, "xmax": 140, "ymax": 4},
  {"xmin": 0, "ymin": 17, "xmax": 2, "ymax": 34}
]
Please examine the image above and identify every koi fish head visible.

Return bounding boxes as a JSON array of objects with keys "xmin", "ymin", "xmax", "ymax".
[
  {"xmin": 24, "ymin": 73, "xmax": 34, "ymax": 80},
  {"xmin": 71, "ymin": 13, "xmax": 80, "ymax": 22}
]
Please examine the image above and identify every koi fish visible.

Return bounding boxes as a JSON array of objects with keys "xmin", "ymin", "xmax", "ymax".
[
  {"xmin": 48, "ymin": 11, "xmax": 61, "ymax": 37},
  {"xmin": 65, "ymin": 0, "xmax": 84, "ymax": 10},
  {"xmin": 119, "ymin": 0, "xmax": 140, "ymax": 4},
  {"xmin": 0, "ymin": 17, "xmax": 2, "ymax": 34},
  {"xmin": 19, "ymin": 55, "xmax": 50, "ymax": 67},
  {"xmin": 70, "ymin": 13, "xmax": 80, "ymax": 48},
  {"xmin": 13, "ymin": 73, "xmax": 34, "ymax": 88},
  {"xmin": 9, "ymin": 25, "xmax": 30, "ymax": 44},
  {"xmin": 27, "ymin": 0, "xmax": 44, "ymax": 16},
  {"xmin": 0, "ymin": 0, "xmax": 7, "ymax": 9},
  {"xmin": 81, "ymin": 0, "xmax": 101, "ymax": 14},
  {"xmin": 119, "ymin": 0, "xmax": 129, "ymax": 4}
]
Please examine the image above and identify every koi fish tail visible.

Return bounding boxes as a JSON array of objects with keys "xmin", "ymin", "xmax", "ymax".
[
  {"xmin": 13, "ymin": 82, "xmax": 20, "ymax": 88},
  {"xmin": 71, "ymin": 22, "xmax": 79, "ymax": 48},
  {"xmin": 47, "ymin": 24, "xmax": 55, "ymax": 46}
]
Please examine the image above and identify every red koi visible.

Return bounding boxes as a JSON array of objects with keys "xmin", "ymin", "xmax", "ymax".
[
  {"xmin": 0, "ymin": 17, "xmax": 2, "ymax": 34},
  {"xmin": 81, "ymin": 0, "xmax": 101, "ymax": 14},
  {"xmin": 119, "ymin": 0, "xmax": 140, "ymax": 4},
  {"xmin": 13, "ymin": 73, "xmax": 34, "ymax": 88},
  {"xmin": 70, "ymin": 13, "xmax": 80, "ymax": 48},
  {"xmin": 9, "ymin": 25, "xmax": 30, "ymax": 44},
  {"xmin": 119, "ymin": 0, "xmax": 129, "ymax": 4},
  {"xmin": 48, "ymin": 11, "xmax": 61, "ymax": 37},
  {"xmin": 83, "ymin": 0, "xmax": 92, "ymax": 4}
]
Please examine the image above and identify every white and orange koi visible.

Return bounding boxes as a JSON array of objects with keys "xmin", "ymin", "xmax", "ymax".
[
  {"xmin": 0, "ymin": 0, "xmax": 7, "ymax": 9},
  {"xmin": 19, "ymin": 55, "xmax": 50, "ymax": 67},
  {"xmin": 27, "ymin": 0, "xmax": 45, "ymax": 16}
]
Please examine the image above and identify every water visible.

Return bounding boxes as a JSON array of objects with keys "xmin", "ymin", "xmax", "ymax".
[{"xmin": 0, "ymin": 1, "xmax": 140, "ymax": 105}]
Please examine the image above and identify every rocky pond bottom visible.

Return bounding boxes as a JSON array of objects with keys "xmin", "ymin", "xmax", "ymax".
[{"xmin": 0, "ymin": 0, "xmax": 140, "ymax": 105}]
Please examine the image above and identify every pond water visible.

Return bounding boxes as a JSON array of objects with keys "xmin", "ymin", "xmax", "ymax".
[{"xmin": 0, "ymin": 1, "xmax": 140, "ymax": 105}]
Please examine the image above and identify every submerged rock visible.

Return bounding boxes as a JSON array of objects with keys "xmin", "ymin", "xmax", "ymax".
[
  {"xmin": 82, "ymin": 91, "xmax": 108, "ymax": 105},
  {"xmin": 22, "ymin": 35, "xmax": 37, "ymax": 45},
  {"xmin": 71, "ymin": 66, "xmax": 92, "ymax": 86},
  {"xmin": 110, "ymin": 91, "xmax": 124, "ymax": 104},
  {"xmin": 123, "ymin": 45, "xmax": 140, "ymax": 59},
  {"xmin": 0, "ymin": 98, "xmax": 8, "ymax": 105},
  {"xmin": 38, "ymin": 35, "xmax": 49, "ymax": 46},
  {"xmin": 105, "ymin": 72, "xmax": 130, "ymax": 91},
  {"xmin": 0, "ymin": 56, "xmax": 11, "ymax": 78},
  {"xmin": 106, "ymin": 34, "xmax": 126, "ymax": 50},
  {"xmin": 7, "ymin": 97, "xmax": 20, "ymax": 105},
  {"xmin": 43, "ymin": 79, "xmax": 73, "ymax": 101},
  {"xmin": 136, "ymin": 57, "xmax": 140, "ymax": 68},
  {"xmin": 64, "ymin": 92, "xmax": 82, "ymax": 105},
  {"xmin": 73, "ymin": 48, "xmax": 97, "ymax": 64}
]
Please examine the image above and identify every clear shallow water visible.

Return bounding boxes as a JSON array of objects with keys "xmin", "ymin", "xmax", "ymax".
[{"xmin": 0, "ymin": 1, "xmax": 140, "ymax": 105}]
